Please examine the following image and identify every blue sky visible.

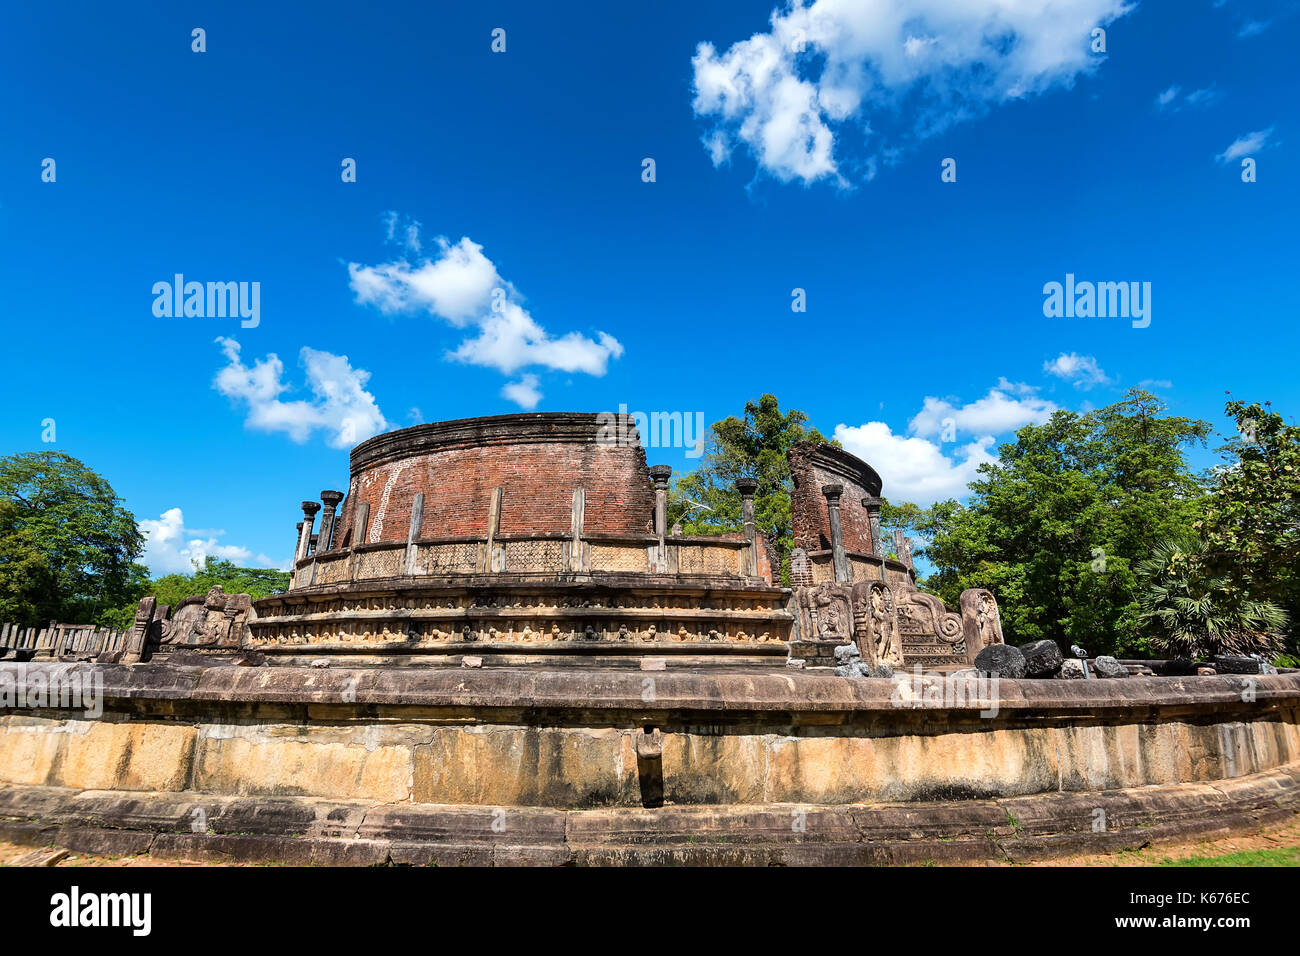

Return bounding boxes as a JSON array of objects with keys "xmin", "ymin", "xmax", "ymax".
[{"xmin": 1, "ymin": 0, "xmax": 1296, "ymax": 574}]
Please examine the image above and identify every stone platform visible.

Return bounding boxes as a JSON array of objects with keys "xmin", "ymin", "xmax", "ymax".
[
  {"xmin": 3, "ymin": 764, "xmax": 1298, "ymax": 865},
  {"xmin": 2, "ymin": 662, "xmax": 1298, "ymax": 864}
]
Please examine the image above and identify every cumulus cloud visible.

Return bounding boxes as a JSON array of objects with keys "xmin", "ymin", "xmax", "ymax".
[
  {"xmin": 501, "ymin": 374, "xmax": 543, "ymax": 410},
  {"xmin": 833, "ymin": 380, "xmax": 1057, "ymax": 505},
  {"xmin": 347, "ymin": 221, "xmax": 623, "ymax": 407},
  {"xmin": 140, "ymin": 507, "xmax": 283, "ymax": 576},
  {"xmin": 1043, "ymin": 352, "xmax": 1112, "ymax": 389},
  {"xmin": 835, "ymin": 423, "xmax": 997, "ymax": 505},
  {"xmin": 213, "ymin": 337, "xmax": 387, "ymax": 448},
  {"xmin": 908, "ymin": 379, "xmax": 1057, "ymax": 438},
  {"xmin": 691, "ymin": 0, "xmax": 1132, "ymax": 184},
  {"xmin": 1216, "ymin": 127, "xmax": 1274, "ymax": 162}
]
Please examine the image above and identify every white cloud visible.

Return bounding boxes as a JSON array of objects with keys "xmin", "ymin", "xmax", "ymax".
[
  {"xmin": 833, "ymin": 380, "xmax": 1058, "ymax": 505},
  {"xmin": 213, "ymin": 337, "xmax": 387, "ymax": 449},
  {"xmin": 1139, "ymin": 378, "xmax": 1173, "ymax": 389},
  {"xmin": 1237, "ymin": 19, "xmax": 1270, "ymax": 38},
  {"xmin": 691, "ymin": 0, "xmax": 1133, "ymax": 184},
  {"xmin": 1216, "ymin": 127, "xmax": 1274, "ymax": 162},
  {"xmin": 835, "ymin": 423, "xmax": 997, "ymax": 505},
  {"xmin": 1043, "ymin": 352, "xmax": 1112, "ymax": 389},
  {"xmin": 501, "ymin": 374, "xmax": 543, "ymax": 410},
  {"xmin": 1155, "ymin": 85, "xmax": 1221, "ymax": 111},
  {"xmin": 908, "ymin": 380, "xmax": 1057, "ymax": 438},
  {"xmin": 348, "ymin": 227, "xmax": 622, "ymax": 408},
  {"xmin": 140, "ymin": 507, "xmax": 283, "ymax": 576}
]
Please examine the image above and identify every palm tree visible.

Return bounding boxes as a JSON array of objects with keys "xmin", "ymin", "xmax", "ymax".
[{"xmin": 1135, "ymin": 535, "xmax": 1288, "ymax": 659}]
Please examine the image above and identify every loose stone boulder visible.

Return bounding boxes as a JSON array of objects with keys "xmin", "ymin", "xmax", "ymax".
[
  {"xmin": 974, "ymin": 643, "xmax": 1026, "ymax": 679},
  {"xmin": 1018, "ymin": 640, "xmax": 1063, "ymax": 677},
  {"xmin": 1212, "ymin": 655, "xmax": 1262, "ymax": 675},
  {"xmin": 870, "ymin": 664, "xmax": 894, "ymax": 679},
  {"xmin": 1093, "ymin": 655, "xmax": 1127, "ymax": 678},
  {"xmin": 1162, "ymin": 659, "xmax": 1200, "ymax": 676},
  {"xmin": 1058, "ymin": 658, "xmax": 1086, "ymax": 679}
]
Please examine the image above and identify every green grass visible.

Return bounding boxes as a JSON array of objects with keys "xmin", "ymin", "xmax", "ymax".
[{"xmin": 1156, "ymin": 846, "xmax": 1300, "ymax": 867}]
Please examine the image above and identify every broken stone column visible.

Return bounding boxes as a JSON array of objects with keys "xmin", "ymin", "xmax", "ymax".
[
  {"xmin": 894, "ymin": 529, "xmax": 915, "ymax": 575},
  {"xmin": 318, "ymin": 490, "xmax": 345, "ymax": 552},
  {"xmin": 735, "ymin": 477, "xmax": 759, "ymax": 576},
  {"xmin": 822, "ymin": 484, "xmax": 850, "ymax": 583},
  {"xmin": 567, "ymin": 488, "xmax": 586, "ymax": 572},
  {"xmin": 296, "ymin": 501, "xmax": 321, "ymax": 562},
  {"xmin": 481, "ymin": 487, "xmax": 504, "ymax": 573},
  {"xmin": 404, "ymin": 492, "xmax": 425, "ymax": 575}
]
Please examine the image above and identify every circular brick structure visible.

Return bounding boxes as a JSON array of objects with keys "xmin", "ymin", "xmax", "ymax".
[{"xmin": 333, "ymin": 413, "xmax": 655, "ymax": 548}]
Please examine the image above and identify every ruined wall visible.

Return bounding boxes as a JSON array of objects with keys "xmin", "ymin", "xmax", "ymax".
[
  {"xmin": 789, "ymin": 442, "xmax": 883, "ymax": 555},
  {"xmin": 331, "ymin": 413, "xmax": 655, "ymax": 547}
]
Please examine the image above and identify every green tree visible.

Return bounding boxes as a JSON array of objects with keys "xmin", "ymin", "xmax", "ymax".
[
  {"xmin": 1197, "ymin": 399, "xmax": 1300, "ymax": 656},
  {"xmin": 667, "ymin": 395, "xmax": 833, "ymax": 581},
  {"xmin": 920, "ymin": 390, "xmax": 1210, "ymax": 656},
  {"xmin": 1135, "ymin": 535, "xmax": 1288, "ymax": 659},
  {"xmin": 0, "ymin": 451, "xmax": 144, "ymax": 626}
]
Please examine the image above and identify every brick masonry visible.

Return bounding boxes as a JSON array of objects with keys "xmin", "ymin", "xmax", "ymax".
[
  {"xmin": 788, "ymin": 442, "xmax": 884, "ymax": 555},
  {"xmin": 330, "ymin": 413, "xmax": 656, "ymax": 547}
]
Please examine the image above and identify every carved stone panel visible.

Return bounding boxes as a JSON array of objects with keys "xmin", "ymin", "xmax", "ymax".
[
  {"xmin": 852, "ymin": 581, "xmax": 902, "ymax": 668},
  {"xmin": 959, "ymin": 588, "xmax": 1004, "ymax": 662},
  {"xmin": 894, "ymin": 589, "xmax": 966, "ymax": 664},
  {"xmin": 796, "ymin": 583, "xmax": 854, "ymax": 646},
  {"xmin": 158, "ymin": 586, "xmax": 253, "ymax": 650}
]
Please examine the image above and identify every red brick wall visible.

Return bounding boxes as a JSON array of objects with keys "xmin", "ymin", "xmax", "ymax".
[
  {"xmin": 789, "ymin": 443, "xmax": 882, "ymax": 556},
  {"xmin": 332, "ymin": 436, "xmax": 654, "ymax": 546}
]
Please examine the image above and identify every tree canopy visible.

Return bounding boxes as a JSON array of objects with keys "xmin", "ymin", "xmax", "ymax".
[
  {"xmin": 0, "ymin": 451, "xmax": 144, "ymax": 626},
  {"xmin": 667, "ymin": 394, "xmax": 833, "ymax": 582}
]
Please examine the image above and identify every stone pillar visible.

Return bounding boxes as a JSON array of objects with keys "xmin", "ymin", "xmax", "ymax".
[
  {"xmin": 649, "ymin": 466, "xmax": 672, "ymax": 538},
  {"xmin": 294, "ymin": 522, "xmax": 303, "ymax": 561},
  {"xmin": 822, "ymin": 484, "xmax": 850, "ymax": 583},
  {"xmin": 404, "ymin": 492, "xmax": 425, "ymax": 575},
  {"xmin": 649, "ymin": 465, "xmax": 672, "ymax": 573},
  {"xmin": 482, "ymin": 487, "xmax": 504, "ymax": 573},
  {"xmin": 346, "ymin": 502, "xmax": 371, "ymax": 582},
  {"xmin": 863, "ymin": 495, "xmax": 886, "ymax": 582},
  {"xmin": 735, "ymin": 478, "xmax": 759, "ymax": 576},
  {"xmin": 862, "ymin": 496, "xmax": 884, "ymax": 556},
  {"xmin": 318, "ymin": 490, "xmax": 345, "ymax": 552},
  {"xmin": 354, "ymin": 502, "xmax": 371, "ymax": 543},
  {"xmin": 296, "ymin": 501, "xmax": 321, "ymax": 562},
  {"xmin": 893, "ymin": 529, "xmax": 914, "ymax": 575},
  {"xmin": 567, "ymin": 488, "xmax": 586, "ymax": 572}
]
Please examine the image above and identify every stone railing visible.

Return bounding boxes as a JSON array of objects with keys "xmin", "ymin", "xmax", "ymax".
[
  {"xmin": 0, "ymin": 621, "xmax": 128, "ymax": 661},
  {"xmin": 290, "ymin": 533, "xmax": 755, "ymax": 591}
]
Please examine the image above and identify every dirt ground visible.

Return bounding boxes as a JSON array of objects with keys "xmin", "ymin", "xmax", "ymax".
[
  {"xmin": 2, "ymin": 815, "xmax": 1298, "ymax": 867},
  {"xmin": 1011, "ymin": 815, "xmax": 1300, "ymax": 867}
]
